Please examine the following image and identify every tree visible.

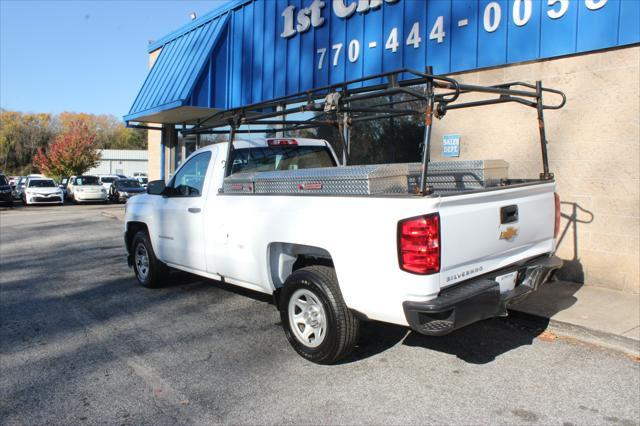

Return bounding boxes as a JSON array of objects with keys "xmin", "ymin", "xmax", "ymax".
[
  {"xmin": 1, "ymin": 109, "xmax": 53, "ymax": 175},
  {"xmin": 0, "ymin": 109, "xmax": 146, "ymax": 176},
  {"xmin": 57, "ymin": 111, "xmax": 146, "ymax": 150},
  {"xmin": 33, "ymin": 121, "xmax": 100, "ymax": 179}
]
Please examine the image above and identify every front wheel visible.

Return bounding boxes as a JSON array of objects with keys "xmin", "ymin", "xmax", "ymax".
[
  {"xmin": 280, "ymin": 266, "xmax": 359, "ymax": 364},
  {"xmin": 131, "ymin": 231, "xmax": 168, "ymax": 288}
]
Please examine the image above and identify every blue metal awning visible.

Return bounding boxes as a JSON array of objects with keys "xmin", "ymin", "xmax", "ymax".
[{"xmin": 125, "ymin": 13, "xmax": 230, "ymax": 124}]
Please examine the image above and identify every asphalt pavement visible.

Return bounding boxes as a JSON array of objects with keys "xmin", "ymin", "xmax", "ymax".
[{"xmin": 1, "ymin": 203, "xmax": 639, "ymax": 425}]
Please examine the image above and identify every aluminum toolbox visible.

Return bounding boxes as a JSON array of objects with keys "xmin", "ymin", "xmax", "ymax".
[{"xmin": 222, "ymin": 160, "xmax": 508, "ymax": 196}]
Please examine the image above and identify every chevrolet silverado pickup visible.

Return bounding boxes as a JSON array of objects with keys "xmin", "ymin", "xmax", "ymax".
[{"xmin": 123, "ymin": 70, "xmax": 565, "ymax": 364}]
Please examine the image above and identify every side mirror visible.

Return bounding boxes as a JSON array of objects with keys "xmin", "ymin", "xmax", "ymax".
[{"xmin": 146, "ymin": 180, "xmax": 166, "ymax": 195}]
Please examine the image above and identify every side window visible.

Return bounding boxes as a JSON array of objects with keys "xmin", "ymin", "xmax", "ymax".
[{"xmin": 167, "ymin": 151, "xmax": 212, "ymax": 197}]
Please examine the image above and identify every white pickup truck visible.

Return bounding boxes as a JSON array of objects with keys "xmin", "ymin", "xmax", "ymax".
[{"xmin": 124, "ymin": 136, "xmax": 562, "ymax": 364}]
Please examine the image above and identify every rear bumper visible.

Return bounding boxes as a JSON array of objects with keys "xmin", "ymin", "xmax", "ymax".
[{"xmin": 403, "ymin": 255, "xmax": 563, "ymax": 336}]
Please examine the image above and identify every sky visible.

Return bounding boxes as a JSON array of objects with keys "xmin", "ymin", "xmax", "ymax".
[{"xmin": 0, "ymin": 0, "xmax": 230, "ymax": 119}]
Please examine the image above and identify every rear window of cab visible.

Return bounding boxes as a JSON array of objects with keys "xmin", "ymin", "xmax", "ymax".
[{"xmin": 230, "ymin": 146, "xmax": 335, "ymax": 175}]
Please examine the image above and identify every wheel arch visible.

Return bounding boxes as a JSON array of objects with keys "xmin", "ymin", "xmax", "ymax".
[
  {"xmin": 125, "ymin": 221, "xmax": 150, "ymax": 254},
  {"xmin": 267, "ymin": 242, "xmax": 334, "ymax": 292}
]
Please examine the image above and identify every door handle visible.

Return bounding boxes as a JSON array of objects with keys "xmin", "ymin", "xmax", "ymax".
[{"xmin": 187, "ymin": 207, "xmax": 201, "ymax": 214}]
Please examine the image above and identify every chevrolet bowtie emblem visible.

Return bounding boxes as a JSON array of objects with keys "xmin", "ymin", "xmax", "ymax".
[{"xmin": 500, "ymin": 226, "xmax": 519, "ymax": 241}]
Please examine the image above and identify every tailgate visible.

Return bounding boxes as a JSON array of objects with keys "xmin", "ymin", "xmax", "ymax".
[{"xmin": 438, "ymin": 183, "xmax": 556, "ymax": 287}]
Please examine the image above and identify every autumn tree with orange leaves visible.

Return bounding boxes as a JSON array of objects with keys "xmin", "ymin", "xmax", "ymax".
[{"xmin": 33, "ymin": 121, "xmax": 100, "ymax": 180}]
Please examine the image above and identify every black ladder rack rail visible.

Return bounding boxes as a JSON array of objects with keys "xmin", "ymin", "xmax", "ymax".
[{"xmin": 180, "ymin": 68, "xmax": 566, "ymax": 196}]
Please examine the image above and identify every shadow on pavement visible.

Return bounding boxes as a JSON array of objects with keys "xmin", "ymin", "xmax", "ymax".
[
  {"xmin": 402, "ymin": 316, "xmax": 550, "ymax": 364},
  {"xmin": 339, "ymin": 314, "xmax": 550, "ymax": 365}
]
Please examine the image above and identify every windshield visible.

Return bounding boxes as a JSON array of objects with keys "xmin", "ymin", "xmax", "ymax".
[
  {"xmin": 118, "ymin": 179, "xmax": 141, "ymax": 188},
  {"xmin": 0, "ymin": 175, "xmax": 7, "ymax": 186},
  {"xmin": 230, "ymin": 146, "xmax": 335, "ymax": 175},
  {"xmin": 74, "ymin": 176, "xmax": 100, "ymax": 186},
  {"xmin": 28, "ymin": 179, "xmax": 56, "ymax": 188},
  {"xmin": 100, "ymin": 177, "xmax": 116, "ymax": 183},
  {"xmin": 136, "ymin": 177, "xmax": 148, "ymax": 184}
]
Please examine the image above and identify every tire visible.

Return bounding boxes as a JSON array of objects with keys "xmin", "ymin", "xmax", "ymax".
[
  {"xmin": 280, "ymin": 266, "xmax": 359, "ymax": 364},
  {"xmin": 131, "ymin": 230, "xmax": 169, "ymax": 288}
]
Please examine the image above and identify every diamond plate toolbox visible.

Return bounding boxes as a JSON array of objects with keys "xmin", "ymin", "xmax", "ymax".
[{"xmin": 222, "ymin": 160, "xmax": 508, "ymax": 196}]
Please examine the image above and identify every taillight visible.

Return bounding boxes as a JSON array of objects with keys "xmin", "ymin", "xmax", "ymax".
[
  {"xmin": 554, "ymin": 192, "xmax": 561, "ymax": 238},
  {"xmin": 267, "ymin": 138, "xmax": 298, "ymax": 146},
  {"xmin": 398, "ymin": 213, "xmax": 440, "ymax": 275}
]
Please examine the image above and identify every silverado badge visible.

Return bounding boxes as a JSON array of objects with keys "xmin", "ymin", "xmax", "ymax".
[{"xmin": 500, "ymin": 226, "xmax": 519, "ymax": 241}]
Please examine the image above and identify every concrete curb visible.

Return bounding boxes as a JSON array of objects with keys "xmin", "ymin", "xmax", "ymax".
[{"xmin": 509, "ymin": 310, "xmax": 640, "ymax": 357}]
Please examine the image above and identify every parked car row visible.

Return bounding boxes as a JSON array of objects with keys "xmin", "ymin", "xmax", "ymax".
[{"xmin": 0, "ymin": 172, "xmax": 148, "ymax": 207}]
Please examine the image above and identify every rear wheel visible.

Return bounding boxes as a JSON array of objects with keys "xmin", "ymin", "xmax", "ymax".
[
  {"xmin": 280, "ymin": 266, "xmax": 359, "ymax": 364},
  {"xmin": 131, "ymin": 230, "xmax": 168, "ymax": 288}
]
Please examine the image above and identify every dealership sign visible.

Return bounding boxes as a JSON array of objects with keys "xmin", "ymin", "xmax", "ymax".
[
  {"xmin": 442, "ymin": 134, "xmax": 461, "ymax": 158},
  {"xmin": 281, "ymin": 0, "xmax": 400, "ymax": 38}
]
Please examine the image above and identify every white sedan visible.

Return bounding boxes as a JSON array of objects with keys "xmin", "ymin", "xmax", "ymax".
[
  {"xmin": 67, "ymin": 175, "xmax": 108, "ymax": 203},
  {"xmin": 22, "ymin": 178, "xmax": 64, "ymax": 206}
]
